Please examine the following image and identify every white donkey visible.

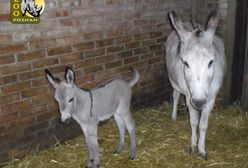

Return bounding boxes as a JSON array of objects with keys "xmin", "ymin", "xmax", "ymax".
[
  {"xmin": 45, "ymin": 67, "xmax": 139, "ymax": 168},
  {"xmin": 166, "ymin": 10, "xmax": 225, "ymax": 160}
]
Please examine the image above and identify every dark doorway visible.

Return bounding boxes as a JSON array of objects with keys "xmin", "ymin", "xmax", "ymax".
[{"xmin": 230, "ymin": 0, "xmax": 248, "ymax": 103}]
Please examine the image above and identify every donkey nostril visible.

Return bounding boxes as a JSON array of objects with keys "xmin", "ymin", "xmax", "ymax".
[{"xmin": 192, "ymin": 98, "xmax": 206, "ymax": 110}]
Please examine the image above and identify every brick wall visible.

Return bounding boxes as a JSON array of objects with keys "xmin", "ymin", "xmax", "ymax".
[
  {"xmin": 0, "ymin": 0, "xmax": 193, "ymax": 162},
  {"xmin": 196, "ymin": 0, "xmax": 228, "ymax": 38}
]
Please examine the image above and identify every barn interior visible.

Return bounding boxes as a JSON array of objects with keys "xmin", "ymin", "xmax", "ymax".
[{"xmin": 1, "ymin": 0, "xmax": 248, "ymax": 167}]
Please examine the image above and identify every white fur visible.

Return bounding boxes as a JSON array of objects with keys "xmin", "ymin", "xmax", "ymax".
[{"xmin": 166, "ymin": 10, "xmax": 226, "ymax": 159}]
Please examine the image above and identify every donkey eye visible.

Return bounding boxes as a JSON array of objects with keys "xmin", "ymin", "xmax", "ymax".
[
  {"xmin": 68, "ymin": 98, "xmax": 74, "ymax": 103},
  {"xmin": 183, "ymin": 61, "xmax": 189, "ymax": 68},
  {"xmin": 208, "ymin": 60, "xmax": 214, "ymax": 68}
]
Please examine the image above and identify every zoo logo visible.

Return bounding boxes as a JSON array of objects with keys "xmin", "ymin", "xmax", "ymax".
[{"xmin": 10, "ymin": 0, "xmax": 45, "ymax": 24}]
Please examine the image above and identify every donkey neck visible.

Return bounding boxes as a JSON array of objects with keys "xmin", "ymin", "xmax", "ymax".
[{"xmin": 72, "ymin": 85, "xmax": 93, "ymax": 121}]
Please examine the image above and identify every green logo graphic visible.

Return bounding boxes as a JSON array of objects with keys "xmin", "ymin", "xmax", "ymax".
[{"xmin": 10, "ymin": 0, "xmax": 45, "ymax": 24}]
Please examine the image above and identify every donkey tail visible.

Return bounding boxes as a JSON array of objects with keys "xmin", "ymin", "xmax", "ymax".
[{"xmin": 128, "ymin": 68, "xmax": 140, "ymax": 87}]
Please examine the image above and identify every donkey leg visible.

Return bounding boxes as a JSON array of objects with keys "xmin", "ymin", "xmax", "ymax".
[
  {"xmin": 198, "ymin": 98, "xmax": 215, "ymax": 160},
  {"xmin": 114, "ymin": 114, "xmax": 125, "ymax": 154},
  {"xmin": 186, "ymin": 97, "xmax": 199, "ymax": 154},
  {"xmin": 81, "ymin": 126, "xmax": 94, "ymax": 168},
  {"xmin": 172, "ymin": 89, "xmax": 180, "ymax": 120},
  {"xmin": 81, "ymin": 125, "xmax": 100, "ymax": 168},
  {"xmin": 119, "ymin": 110, "xmax": 136, "ymax": 160}
]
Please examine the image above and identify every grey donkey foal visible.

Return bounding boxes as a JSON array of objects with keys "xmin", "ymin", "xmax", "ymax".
[{"xmin": 45, "ymin": 67, "xmax": 139, "ymax": 168}]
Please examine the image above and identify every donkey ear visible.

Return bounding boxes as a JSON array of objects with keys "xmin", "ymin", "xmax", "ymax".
[
  {"xmin": 168, "ymin": 11, "xmax": 190, "ymax": 41},
  {"xmin": 65, "ymin": 67, "xmax": 75, "ymax": 84},
  {"xmin": 45, "ymin": 69, "xmax": 60, "ymax": 88},
  {"xmin": 205, "ymin": 9, "xmax": 219, "ymax": 36}
]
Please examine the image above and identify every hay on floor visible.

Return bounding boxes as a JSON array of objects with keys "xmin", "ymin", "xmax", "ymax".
[{"xmin": 3, "ymin": 104, "xmax": 248, "ymax": 168}]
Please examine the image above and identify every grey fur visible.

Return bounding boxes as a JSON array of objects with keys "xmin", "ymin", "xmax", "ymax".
[{"xmin": 45, "ymin": 67, "xmax": 139, "ymax": 168}]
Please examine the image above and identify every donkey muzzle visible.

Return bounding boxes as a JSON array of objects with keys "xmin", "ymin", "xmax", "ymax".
[
  {"xmin": 60, "ymin": 113, "xmax": 72, "ymax": 124},
  {"xmin": 192, "ymin": 98, "xmax": 206, "ymax": 110}
]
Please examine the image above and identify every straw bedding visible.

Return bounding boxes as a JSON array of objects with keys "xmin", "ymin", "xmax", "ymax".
[{"xmin": 4, "ymin": 103, "xmax": 248, "ymax": 168}]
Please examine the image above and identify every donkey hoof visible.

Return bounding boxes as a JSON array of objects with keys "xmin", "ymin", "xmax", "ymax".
[
  {"xmin": 114, "ymin": 150, "xmax": 122, "ymax": 154},
  {"xmin": 85, "ymin": 159, "xmax": 94, "ymax": 168},
  {"xmin": 199, "ymin": 152, "xmax": 208, "ymax": 160},
  {"xmin": 94, "ymin": 163, "xmax": 100, "ymax": 168},
  {"xmin": 187, "ymin": 146, "xmax": 196, "ymax": 154},
  {"xmin": 129, "ymin": 155, "xmax": 136, "ymax": 160},
  {"xmin": 171, "ymin": 115, "xmax": 177, "ymax": 121}
]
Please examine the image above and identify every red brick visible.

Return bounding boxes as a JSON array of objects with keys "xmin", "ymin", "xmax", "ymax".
[
  {"xmin": 133, "ymin": 33, "xmax": 148, "ymax": 41},
  {"xmin": 117, "ymin": 50, "xmax": 133, "ymax": 58},
  {"xmin": 148, "ymin": 56, "xmax": 161, "ymax": 64},
  {"xmin": 32, "ymin": 58, "xmax": 59, "ymax": 69},
  {"xmin": 48, "ymin": 46, "xmax": 72, "ymax": 56},
  {"xmin": 105, "ymin": 0, "xmax": 122, "ymax": 5},
  {"xmin": 107, "ymin": 45, "xmax": 124, "ymax": 53},
  {"xmin": 155, "ymin": 49, "xmax": 164, "ymax": 56},
  {"xmin": 0, "ymin": 75, "xmax": 18, "ymax": 85},
  {"xmin": 60, "ymin": 53, "xmax": 83, "ymax": 63},
  {"xmin": 74, "ymin": 58, "xmax": 96, "ymax": 69},
  {"xmin": 0, "ymin": 113, "xmax": 18, "ymax": 124},
  {"xmin": 116, "ymin": 36, "xmax": 131, "ymax": 44},
  {"xmin": 56, "ymin": 35, "xmax": 82, "ymax": 46},
  {"xmin": 84, "ymin": 65, "xmax": 104, "ymax": 74},
  {"xmin": 2, "ymin": 100, "xmax": 30, "ymax": 115},
  {"xmin": 124, "ymin": 56, "xmax": 139, "ymax": 65},
  {"xmin": 56, "ymin": 10, "xmax": 70, "ymax": 17},
  {"xmin": 105, "ymin": 60, "xmax": 122, "ymax": 69},
  {"xmin": 0, "ymin": 14, "xmax": 9, "ymax": 22},
  {"xmin": 48, "ymin": 65, "xmax": 65, "ymax": 74},
  {"xmin": 0, "ymin": 64, "xmax": 30, "ymax": 75},
  {"xmin": 149, "ymin": 44, "xmax": 163, "ymax": 51},
  {"xmin": 142, "ymin": 39, "xmax": 155, "ymax": 46},
  {"xmin": 19, "ymin": 70, "xmax": 44, "ymax": 81},
  {"xmin": 140, "ymin": 53, "xmax": 153, "ymax": 60},
  {"xmin": 60, "ymin": 18, "xmax": 80, "ymax": 26},
  {"xmin": 32, "ymin": 78, "xmax": 47, "ymax": 87},
  {"xmin": 125, "ymin": 12, "xmax": 140, "ymax": 19},
  {"xmin": 17, "ymin": 50, "xmax": 46, "ymax": 62},
  {"xmin": 134, "ymin": 47, "xmax": 149, "ymax": 55},
  {"xmin": 30, "ymin": 39, "xmax": 56, "ymax": 49},
  {"xmin": 1, "ymin": 81, "xmax": 30, "ymax": 94},
  {"xmin": 0, "ymin": 34, "xmax": 12, "ymax": 43},
  {"xmin": 30, "ymin": 104, "xmax": 47, "ymax": 114},
  {"xmin": 21, "ymin": 86, "xmax": 49, "ymax": 98},
  {"xmin": 134, "ymin": 19, "xmax": 149, "ymax": 26},
  {"xmin": 96, "ymin": 55, "xmax": 115, "ymax": 64},
  {"xmin": 126, "ymin": 42, "xmax": 140, "ymax": 49},
  {"xmin": 84, "ymin": 32, "xmax": 103, "ymax": 40},
  {"xmin": 31, "ymin": 94, "xmax": 54, "ymax": 106},
  {"xmin": 0, "ymin": 43, "xmax": 27, "ymax": 55},
  {"xmin": 0, "ymin": 93, "xmax": 20, "ymax": 105},
  {"xmin": 96, "ymin": 39, "xmax": 114, "ymax": 47},
  {"xmin": 127, "ymin": 0, "xmax": 141, "ymax": 3},
  {"xmin": 85, "ymin": 48, "xmax": 105, "ymax": 58},
  {"xmin": 72, "ymin": 42, "xmax": 94, "ymax": 51},
  {"xmin": 0, "ymin": 55, "xmax": 15, "ymax": 65},
  {"xmin": 106, "ymin": 30, "xmax": 123, "ymax": 37},
  {"xmin": 149, "ymin": 32, "xmax": 163, "ymax": 38}
]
